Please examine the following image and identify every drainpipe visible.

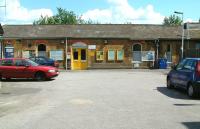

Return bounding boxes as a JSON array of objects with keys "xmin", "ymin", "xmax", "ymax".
[
  {"xmin": 155, "ymin": 39, "xmax": 159, "ymax": 60},
  {"xmin": 65, "ymin": 38, "xmax": 68, "ymax": 70},
  {"xmin": 155, "ymin": 39, "xmax": 159, "ymax": 68}
]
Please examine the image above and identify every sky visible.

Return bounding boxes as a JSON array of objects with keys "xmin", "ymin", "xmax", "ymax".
[{"xmin": 0, "ymin": 0, "xmax": 199, "ymax": 24}]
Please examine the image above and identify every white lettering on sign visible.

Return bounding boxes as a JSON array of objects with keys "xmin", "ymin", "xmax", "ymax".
[
  {"xmin": 50, "ymin": 50, "xmax": 63, "ymax": 61},
  {"xmin": 88, "ymin": 45, "xmax": 96, "ymax": 50}
]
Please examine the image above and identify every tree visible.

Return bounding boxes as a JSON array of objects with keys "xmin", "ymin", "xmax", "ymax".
[
  {"xmin": 163, "ymin": 14, "xmax": 182, "ymax": 26},
  {"xmin": 33, "ymin": 7, "xmax": 95, "ymax": 25}
]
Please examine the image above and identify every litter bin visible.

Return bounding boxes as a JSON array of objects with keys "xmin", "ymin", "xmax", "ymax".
[{"xmin": 158, "ymin": 58, "xmax": 167, "ymax": 69}]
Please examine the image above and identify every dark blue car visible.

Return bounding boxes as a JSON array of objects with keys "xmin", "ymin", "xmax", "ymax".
[
  {"xmin": 30, "ymin": 56, "xmax": 59, "ymax": 67},
  {"xmin": 167, "ymin": 58, "xmax": 200, "ymax": 97}
]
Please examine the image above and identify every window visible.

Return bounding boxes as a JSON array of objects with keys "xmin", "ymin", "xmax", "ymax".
[
  {"xmin": 81, "ymin": 49, "xmax": 86, "ymax": 60},
  {"xmin": 133, "ymin": 44, "xmax": 141, "ymax": 51},
  {"xmin": 196, "ymin": 43, "xmax": 200, "ymax": 49},
  {"xmin": 36, "ymin": 58, "xmax": 47, "ymax": 64},
  {"xmin": 133, "ymin": 44, "xmax": 142, "ymax": 62},
  {"xmin": 176, "ymin": 59, "xmax": 187, "ymax": 70},
  {"xmin": 96, "ymin": 51, "xmax": 104, "ymax": 61},
  {"xmin": 14, "ymin": 59, "xmax": 26, "ymax": 66},
  {"xmin": 117, "ymin": 50, "xmax": 124, "ymax": 61},
  {"xmin": 108, "ymin": 50, "xmax": 115, "ymax": 61},
  {"xmin": 73, "ymin": 49, "xmax": 78, "ymax": 60},
  {"xmin": 1, "ymin": 59, "xmax": 13, "ymax": 66},
  {"xmin": 167, "ymin": 44, "xmax": 171, "ymax": 52},
  {"xmin": 183, "ymin": 59, "xmax": 196, "ymax": 71}
]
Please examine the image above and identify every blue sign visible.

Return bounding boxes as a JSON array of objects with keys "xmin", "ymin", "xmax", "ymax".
[{"xmin": 5, "ymin": 47, "xmax": 14, "ymax": 58}]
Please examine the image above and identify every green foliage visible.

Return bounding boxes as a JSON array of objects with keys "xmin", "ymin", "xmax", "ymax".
[
  {"xmin": 163, "ymin": 14, "xmax": 182, "ymax": 26},
  {"xmin": 33, "ymin": 7, "xmax": 97, "ymax": 25}
]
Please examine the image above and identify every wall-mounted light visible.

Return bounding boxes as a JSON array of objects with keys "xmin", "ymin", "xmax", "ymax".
[
  {"xmin": 61, "ymin": 40, "xmax": 65, "ymax": 44},
  {"xmin": 104, "ymin": 40, "xmax": 108, "ymax": 44},
  {"xmin": 16, "ymin": 39, "xmax": 21, "ymax": 43}
]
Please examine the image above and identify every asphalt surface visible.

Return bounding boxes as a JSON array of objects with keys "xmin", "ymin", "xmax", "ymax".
[{"xmin": 0, "ymin": 69, "xmax": 200, "ymax": 129}]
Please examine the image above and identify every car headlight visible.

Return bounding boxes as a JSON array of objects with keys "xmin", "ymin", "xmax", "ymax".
[{"xmin": 48, "ymin": 69, "xmax": 56, "ymax": 73}]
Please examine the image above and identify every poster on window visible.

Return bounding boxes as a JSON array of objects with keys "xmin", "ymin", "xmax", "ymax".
[
  {"xmin": 142, "ymin": 51, "xmax": 155, "ymax": 61},
  {"xmin": 50, "ymin": 50, "xmax": 63, "ymax": 60},
  {"xmin": 117, "ymin": 50, "xmax": 124, "ymax": 60},
  {"xmin": 23, "ymin": 51, "xmax": 30, "ymax": 58},
  {"xmin": 108, "ymin": 50, "xmax": 115, "ymax": 60},
  {"xmin": 96, "ymin": 51, "xmax": 104, "ymax": 61}
]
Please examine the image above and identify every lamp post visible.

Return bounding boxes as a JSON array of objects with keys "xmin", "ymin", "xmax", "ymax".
[{"xmin": 174, "ymin": 11, "xmax": 184, "ymax": 59}]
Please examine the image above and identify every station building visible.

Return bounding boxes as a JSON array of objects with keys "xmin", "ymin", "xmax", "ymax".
[{"xmin": 1, "ymin": 24, "xmax": 200, "ymax": 70}]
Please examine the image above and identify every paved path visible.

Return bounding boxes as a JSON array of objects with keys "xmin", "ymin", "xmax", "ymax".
[{"xmin": 0, "ymin": 70, "xmax": 199, "ymax": 129}]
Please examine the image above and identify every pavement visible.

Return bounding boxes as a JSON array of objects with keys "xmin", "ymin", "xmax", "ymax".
[{"xmin": 0, "ymin": 69, "xmax": 199, "ymax": 129}]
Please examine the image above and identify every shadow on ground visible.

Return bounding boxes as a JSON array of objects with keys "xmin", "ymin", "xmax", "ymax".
[
  {"xmin": 0, "ymin": 86, "xmax": 41, "ymax": 97},
  {"xmin": 1, "ymin": 78, "xmax": 54, "ymax": 82},
  {"xmin": 182, "ymin": 122, "xmax": 200, "ymax": 129},
  {"xmin": 157, "ymin": 86, "xmax": 190, "ymax": 100}
]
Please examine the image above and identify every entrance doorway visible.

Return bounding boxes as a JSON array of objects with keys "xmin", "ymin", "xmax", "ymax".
[
  {"xmin": 132, "ymin": 44, "xmax": 142, "ymax": 62},
  {"xmin": 38, "ymin": 44, "xmax": 46, "ymax": 57},
  {"xmin": 71, "ymin": 42, "xmax": 88, "ymax": 70},
  {"xmin": 166, "ymin": 44, "xmax": 172, "ymax": 62}
]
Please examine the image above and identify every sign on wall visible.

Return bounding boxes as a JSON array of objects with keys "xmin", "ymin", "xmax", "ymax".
[
  {"xmin": 67, "ymin": 52, "xmax": 71, "ymax": 59},
  {"xmin": 50, "ymin": 50, "xmax": 63, "ymax": 60},
  {"xmin": 88, "ymin": 45, "xmax": 96, "ymax": 50},
  {"xmin": 142, "ymin": 51, "xmax": 155, "ymax": 61},
  {"xmin": 23, "ymin": 51, "xmax": 30, "ymax": 58},
  {"xmin": 5, "ymin": 47, "xmax": 14, "ymax": 58},
  {"xmin": 23, "ymin": 50, "xmax": 35, "ymax": 58}
]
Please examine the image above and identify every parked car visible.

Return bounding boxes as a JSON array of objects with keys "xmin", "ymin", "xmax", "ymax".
[
  {"xmin": 29, "ymin": 56, "xmax": 59, "ymax": 67},
  {"xmin": 0, "ymin": 58, "xmax": 59, "ymax": 81},
  {"xmin": 167, "ymin": 58, "xmax": 200, "ymax": 98}
]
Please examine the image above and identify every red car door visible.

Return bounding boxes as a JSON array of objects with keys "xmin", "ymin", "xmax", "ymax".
[
  {"xmin": 1, "ymin": 59, "xmax": 15, "ymax": 78},
  {"xmin": 14, "ymin": 59, "xmax": 33, "ymax": 78}
]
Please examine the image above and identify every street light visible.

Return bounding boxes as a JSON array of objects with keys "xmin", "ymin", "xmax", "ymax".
[{"xmin": 174, "ymin": 11, "xmax": 184, "ymax": 59}]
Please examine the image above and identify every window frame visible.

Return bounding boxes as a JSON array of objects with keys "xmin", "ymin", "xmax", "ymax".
[{"xmin": 96, "ymin": 51, "xmax": 104, "ymax": 61}]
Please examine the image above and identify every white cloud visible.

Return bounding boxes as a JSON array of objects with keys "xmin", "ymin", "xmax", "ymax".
[
  {"xmin": 82, "ymin": 9, "xmax": 112, "ymax": 23},
  {"xmin": 0, "ymin": 0, "xmax": 53, "ymax": 24},
  {"xmin": 82, "ymin": 0, "xmax": 165, "ymax": 24}
]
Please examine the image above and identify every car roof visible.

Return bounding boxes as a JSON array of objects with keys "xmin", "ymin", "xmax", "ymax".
[
  {"xmin": 185, "ymin": 58, "xmax": 200, "ymax": 61},
  {"xmin": 0, "ymin": 58, "xmax": 27, "ymax": 60},
  {"xmin": 31, "ymin": 56, "xmax": 49, "ymax": 58}
]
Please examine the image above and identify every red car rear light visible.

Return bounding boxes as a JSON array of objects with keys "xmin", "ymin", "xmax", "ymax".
[{"xmin": 196, "ymin": 61, "xmax": 200, "ymax": 77}]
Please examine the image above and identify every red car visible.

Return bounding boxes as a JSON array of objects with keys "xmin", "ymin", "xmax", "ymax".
[{"xmin": 0, "ymin": 58, "xmax": 59, "ymax": 81}]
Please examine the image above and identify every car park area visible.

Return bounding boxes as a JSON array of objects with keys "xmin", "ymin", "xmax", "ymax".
[{"xmin": 0, "ymin": 69, "xmax": 200, "ymax": 129}]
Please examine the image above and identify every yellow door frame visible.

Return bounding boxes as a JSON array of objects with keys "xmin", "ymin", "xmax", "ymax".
[{"xmin": 71, "ymin": 43, "xmax": 88, "ymax": 70}]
